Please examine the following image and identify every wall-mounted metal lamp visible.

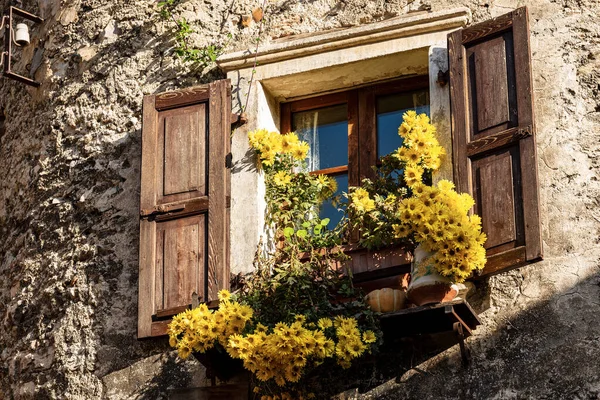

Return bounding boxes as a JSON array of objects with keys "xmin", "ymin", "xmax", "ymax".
[{"xmin": 0, "ymin": 6, "xmax": 43, "ymax": 87}]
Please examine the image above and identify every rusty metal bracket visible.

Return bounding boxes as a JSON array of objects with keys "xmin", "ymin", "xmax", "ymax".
[
  {"xmin": 2, "ymin": 6, "xmax": 44, "ymax": 87},
  {"xmin": 453, "ymin": 321, "xmax": 471, "ymax": 367}
]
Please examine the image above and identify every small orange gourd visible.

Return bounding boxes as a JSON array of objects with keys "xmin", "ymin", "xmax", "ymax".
[{"xmin": 366, "ymin": 288, "xmax": 406, "ymax": 313}]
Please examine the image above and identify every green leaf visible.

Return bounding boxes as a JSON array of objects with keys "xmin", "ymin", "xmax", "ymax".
[
  {"xmin": 321, "ymin": 218, "xmax": 330, "ymax": 226},
  {"xmin": 283, "ymin": 227, "xmax": 294, "ymax": 238},
  {"xmin": 313, "ymin": 226, "xmax": 322, "ymax": 235},
  {"xmin": 296, "ymin": 229, "xmax": 307, "ymax": 239},
  {"xmin": 302, "ymin": 221, "xmax": 311, "ymax": 228}
]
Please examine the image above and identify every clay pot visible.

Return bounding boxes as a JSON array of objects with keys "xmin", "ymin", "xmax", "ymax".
[
  {"xmin": 407, "ymin": 246, "xmax": 458, "ymax": 306},
  {"xmin": 366, "ymin": 288, "xmax": 406, "ymax": 313}
]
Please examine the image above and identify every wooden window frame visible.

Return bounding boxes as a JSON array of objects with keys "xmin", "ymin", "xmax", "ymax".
[{"xmin": 280, "ymin": 75, "xmax": 430, "ymax": 186}]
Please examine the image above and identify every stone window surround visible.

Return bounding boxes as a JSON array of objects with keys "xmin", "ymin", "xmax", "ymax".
[{"xmin": 217, "ymin": 8, "xmax": 471, "ymax": 275}]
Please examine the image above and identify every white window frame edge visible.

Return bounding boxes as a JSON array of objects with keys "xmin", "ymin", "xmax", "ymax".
[{"xmin": 219, "ymin": 8, "xmax": 470, "ymax": 275}]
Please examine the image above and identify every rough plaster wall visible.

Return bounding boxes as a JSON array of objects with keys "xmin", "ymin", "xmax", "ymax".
[{"xmin": 0, "ymin": 1, "xmax": 598, "ymax": 400}]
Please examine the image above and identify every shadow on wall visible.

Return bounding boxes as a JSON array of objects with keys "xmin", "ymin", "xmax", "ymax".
[
  {"xmin": 102, "ymin": 348, "xmax": 209, "ymax": 399},
  {"xmin": 346, "ymin": 269, "xmax": 600, "ymax": 400}
]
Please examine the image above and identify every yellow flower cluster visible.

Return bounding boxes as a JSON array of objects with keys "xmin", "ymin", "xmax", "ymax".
[
  {"xmin": 169, "ymin": 291, "xmax": 376, "ymax": 392},
  {"xmin": 332, "ymin": 316, "xmax": 375, "ymax": 369},
  {"xmin": 167, "ymin": 290, "xmax": 253, "ymax": 359},
  {"xmin": 349, "ymin": 187, "xmax": 375, "ymax": 213},
  {"xmin": 393, "ymin": 180, "xmax": 487, "ymax": 281},
  {"xmin": 227, "ymin": 315, "xmax": 374, "ymax": 387},
  {"xmin": 248, "ymin": 129, "xmax": 310, "ymax": 167},
  {"xmin": 395, "ymin": 111, "xmax": 445, "ymax": 187}
]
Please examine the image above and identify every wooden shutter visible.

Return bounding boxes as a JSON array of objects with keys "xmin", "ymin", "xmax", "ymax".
[
  {"xmin": 448, "ymin": 7, "xmax": 542, "ymax": 277},
  {"xmin": 138, "ymin": 80, "xmax": 231, "ymax": 338}
]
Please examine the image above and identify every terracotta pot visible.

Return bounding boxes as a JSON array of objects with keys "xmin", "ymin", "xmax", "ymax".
[
  {"xmin": 366, "ymin": 288, "xmax": 406, "ymax": 313},
  {"xmin": 407, "ymin": 246, "xmax": 458, "ymax": 306}
]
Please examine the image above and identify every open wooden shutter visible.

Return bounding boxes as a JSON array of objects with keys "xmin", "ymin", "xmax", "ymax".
[
  {"xmin": 138, "ymin": 80, "xmax": 231, "ymax": 338},
  {"xmin": 448, "ymin": 7, "xmax": 542, "ymax": 277}
]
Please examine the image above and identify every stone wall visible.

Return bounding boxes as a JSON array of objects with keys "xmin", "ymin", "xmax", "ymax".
[{"xmin": 0, "ymin": 0, "xmax": 598, "ymax": 399}]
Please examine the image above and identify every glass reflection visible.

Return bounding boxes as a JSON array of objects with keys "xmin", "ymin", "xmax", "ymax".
[
  {"xmin": 292, "ymin": 104, "xmax": 348, "ymax": 171},
  {"xmin": 377, "ymin": 89, "xmax": 430, "ymax": 158}
]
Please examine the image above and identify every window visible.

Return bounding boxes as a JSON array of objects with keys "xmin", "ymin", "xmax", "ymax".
[
  {"xmin": 216, "ymin": 6, "xmax": 541, "ymax": 282},
  {"xmin": 280, "ymin": 76, "xmax": 430, "ymax": 225}
]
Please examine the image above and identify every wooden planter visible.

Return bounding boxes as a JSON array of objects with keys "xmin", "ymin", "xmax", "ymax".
[
  {"xmin": 299, "ymin": 243, "xmax": 413, "ymax": 292},
  {"xmin": 193, "ymin": 347, "xmax": 245, "ymax": 381}
]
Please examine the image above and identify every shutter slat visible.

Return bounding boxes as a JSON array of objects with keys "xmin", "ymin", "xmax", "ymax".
[
  {"xmin": 207, "ymin": 80, "xmax": 230, "ymax": 302},
  {"xmin": 449, "ymin": 7, "xmax": 542, "ymax": 278},
  {"xmin": 155, "ymin": 87, "xmax": 210, "ymax": 110},
  {"xmin": 138, "ymin": 219, "xmax": 156, "ymax": 338}
]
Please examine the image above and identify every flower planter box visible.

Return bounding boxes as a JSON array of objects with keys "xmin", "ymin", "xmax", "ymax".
[{"xmin": 299, "ymin": 244, "xmax": 413, "ymax": 292}]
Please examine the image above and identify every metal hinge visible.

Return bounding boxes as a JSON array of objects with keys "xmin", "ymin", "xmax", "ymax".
[
  {"xmin": 140, "ymin": 203, "xmax": 185, "ymax": 218},
  {"xmin": 516, "ymin": 126, "xmax": 533, "ymax": 139},
  {"xmin": 437, "ymin": 70, "xmax": 449, "ymax": 87}
]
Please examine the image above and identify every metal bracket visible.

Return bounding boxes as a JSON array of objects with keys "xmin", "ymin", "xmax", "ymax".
[
  {"xmin": 3, "ymin": 6, "xmax": 44, "ymax": 87},
  {"xmin": 453, "ymin": 322, "xmax": 471, "ymax": 367}
]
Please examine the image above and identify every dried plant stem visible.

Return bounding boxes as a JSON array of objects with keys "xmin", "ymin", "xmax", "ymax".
[{"xmin": 243, "ymin": 0, "xmax": 268, "ymax": 113}]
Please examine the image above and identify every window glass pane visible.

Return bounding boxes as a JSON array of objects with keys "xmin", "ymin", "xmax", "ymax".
[
  {"xmin": 376, "ymin": 89, "xmax": 430, "ymax": 158},
  {"xmin": 292, "ymin": 104, "xmax": 348, "ymax": 171},
  {"xmin": 319, "ymin": 174, "xmax": 348, "ymax": 228}
]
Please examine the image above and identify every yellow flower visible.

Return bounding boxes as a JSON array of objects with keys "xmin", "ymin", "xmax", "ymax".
[
  {"xmin": 317, "ymin": 318, "xmax": 333, "ymax": 330},
  {"xmin": 280, "ymin": 132, "xmax": 299, "ymax": 152},
  {"xmin": 217, "ymin": 289, "xmax": 231, "ymax": 302},
  {"xmin": 239, "ymin": 305, "xmax": 254, "ymax": 321},
  {"xmin": 294, "ymin": 314, "xmax": 306, "ymax": 324},
  {"xmin": 362, "ymin": 330, "xmax": 377, "ymax": 344},
  {"xmin": 291, "ymin": 141, "xmax": 309, "ymax": 161},
  {"xmin": 350, "ymin": 188, "xmax": 375, "ymax": 212},
  {"xmin": 404, "ymin": 165, "xmax": 423, "ymax": 187},
  {"xmin": 437, "ymin": 179, "xmax": 455, "ymax": 192},
  {"xmin": 273, "ymin": 171, "xmax": 292, "ymax": 186},
  {"xmin": 392, "ymin": 223, "xmax": 410, "ymax": 239},
  {"xmin": 404, "ymin": 148, "xmax": 421, "ymax": 164}
]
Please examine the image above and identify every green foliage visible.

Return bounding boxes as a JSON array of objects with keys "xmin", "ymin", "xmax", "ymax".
[
  {"xmin": 243, "ymin": 129, "xmax": 381, "ymax": 396},
  {"xmin": 343, "ymin": 154, "xmax": 411, "ymax": 249},
  {"xmin": 157, "ymin": 1, "xmax": 227, "ymax": 68}
]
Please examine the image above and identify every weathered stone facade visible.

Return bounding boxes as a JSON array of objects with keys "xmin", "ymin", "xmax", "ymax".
[{"xmin": 0, "ymin": 0, "xmax": 598, "ymax": 399}]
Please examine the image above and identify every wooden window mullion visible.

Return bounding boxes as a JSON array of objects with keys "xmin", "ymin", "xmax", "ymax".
[
  {"xmin": 347, "ymin": 90, "xmax": 360, "ymax": 187},
  {"xmin": 357, "ymin": 87, "xmax": 376, "ymax": 182}
]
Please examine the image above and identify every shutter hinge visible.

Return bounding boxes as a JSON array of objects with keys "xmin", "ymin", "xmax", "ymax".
[
  {"xmin": 231, "ymin": 112, "xmax": 248, "ymax": 126},
  {"xmin": 140, "ymin": 203, "xmax": 185, "ymax": 217},
  {"xmin": 225, "ymin": 152, "xmax": 233, "ymax": 169},
  {"xmin": 516, "ymin": 126, "xmax": 533, "ymax": 139},
  {"xmin": 437, "ymin": 70, "xmax": 449, "ymax": 87}
]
